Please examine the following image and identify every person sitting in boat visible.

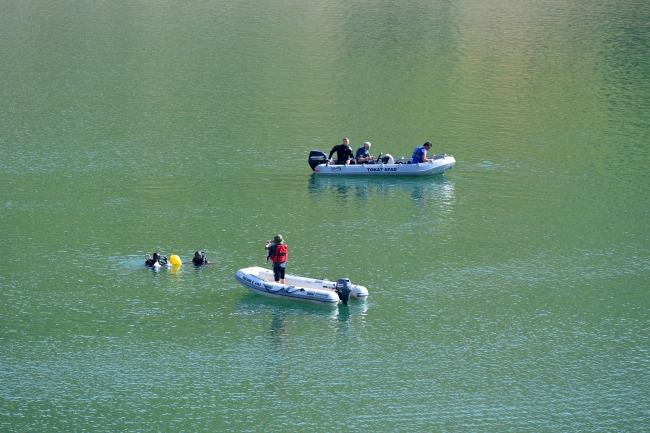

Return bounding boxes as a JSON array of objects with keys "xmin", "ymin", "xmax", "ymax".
[
  {"xmin": 145, "ymin": 252, "xmax": 168, "ymax": 267},
  {"xmin": 265, "ymin": 234, "xmax": 289, "ymax": 284},
  {"xmin": 192, "ymin": 250, "xmax": 212, "ymax": 265},
  {"xmin": 328, "ymin": 137, "xmax": 355, "ymax": 165},
  {"xmin": 412, "ymin": 141, "xmax": 434, "ymax": 163},
  {"xmin": 355, "ymin": 141, "xmax": 376, "ymax": 164}
]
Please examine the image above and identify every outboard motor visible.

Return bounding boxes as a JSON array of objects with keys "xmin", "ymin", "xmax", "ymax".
[
  {"xmin": 308, "ymin": 150, "xmax": 328, "ymax": 171},
  {"xmin": 335, "ymin": 278, "xmax": 352, "ymax": 305}
]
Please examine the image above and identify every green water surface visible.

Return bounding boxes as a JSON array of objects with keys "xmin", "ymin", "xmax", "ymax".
[{"xmin": 1, "ymin": 0, "xmax": 649, "ymax": 431}]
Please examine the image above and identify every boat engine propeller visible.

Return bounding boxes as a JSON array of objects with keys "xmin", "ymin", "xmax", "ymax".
[{"xmin": 335, "ymin": 278, "xmax": 352, "ymax": 305}]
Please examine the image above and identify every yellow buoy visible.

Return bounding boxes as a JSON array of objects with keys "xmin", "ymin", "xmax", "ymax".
[{"xmin": 169, "ymin": 254, "xmax": 182, "ymax": 266}]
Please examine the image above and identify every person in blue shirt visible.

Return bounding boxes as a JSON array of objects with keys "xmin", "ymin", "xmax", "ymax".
[
  {"xmin": 355, "ymin": 142, "xmax": 375, "ymax": 164},
  {"xmin": 412, "ymin": 142, "xmax": 434, "ymax": 164}
]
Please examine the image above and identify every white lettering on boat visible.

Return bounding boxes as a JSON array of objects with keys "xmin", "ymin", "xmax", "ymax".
[{"xmin": 366, "ymin": 167, "xmax": 398, "ymax": 172}]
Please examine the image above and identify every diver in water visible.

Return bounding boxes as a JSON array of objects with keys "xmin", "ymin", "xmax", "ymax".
[
  {"xmin": 145, "ymin": 252, "xmax": 168, "ymax": 267},
  {"xmin": 192, "ymin": 251, "xmax": 212, "ymax": 265}
]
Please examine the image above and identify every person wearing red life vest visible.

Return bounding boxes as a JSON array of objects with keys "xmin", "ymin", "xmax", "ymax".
[{"xmin": 265, "ymin": 234, "xmax": 289, "ymax": 284}]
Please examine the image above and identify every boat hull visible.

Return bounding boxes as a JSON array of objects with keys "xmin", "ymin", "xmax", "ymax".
[
  {"xmin": 313, "ymin": 155, "xmax": 455, "ymax": 176},
  {"xmin": 235, "ymin": 267, "xmax": 369, "ymax": 305}
]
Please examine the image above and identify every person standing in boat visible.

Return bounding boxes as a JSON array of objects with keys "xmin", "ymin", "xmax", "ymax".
[
  {"xmin": 355, "ymin": 141, "xmax": 376, "ymax": 164},
  {"xmin": 328, "ymin": 137, "xmax": 355, "ymax": 165},
  {"xmin": 412, "ymin": 141, "xmax": 434, "ymax": 163},
  {"xmin": 265, "ymin": 234, "xmax": 288, "ymax": 284}
]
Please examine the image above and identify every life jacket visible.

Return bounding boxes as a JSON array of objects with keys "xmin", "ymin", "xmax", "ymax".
[
  {"xmin": 412, "ymin": 146, "xmax": 425, "ymax": 163},
  {"xmin": 269, "ymin": 244, "xmax": 288, "ymax": 263}
]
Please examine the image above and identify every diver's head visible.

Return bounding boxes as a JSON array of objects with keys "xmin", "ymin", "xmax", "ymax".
[{"xmin": 153, "ymin": 252, "xmax": 160, "ymax": 261}]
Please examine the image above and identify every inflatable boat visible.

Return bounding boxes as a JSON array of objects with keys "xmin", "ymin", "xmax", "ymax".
[
  {"xmin": 308, "ymin": 150, "xmax": 455, "ymax": 176},
  {"xmin": 235, "ymin": 266, "xmax": 369, "ymax": 306}
]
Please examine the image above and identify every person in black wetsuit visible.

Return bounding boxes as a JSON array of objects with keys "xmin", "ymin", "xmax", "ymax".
[
  {"xmin": 328, "ymin": 137, "xmax": 355, "ymax": 165},
  {"xmin": 192, "ymin": 251, "xmax": 212, "ymax": 265},
  {"xmin": 145, "ymin": 252, "xmax": 168, "ymax": 267}
]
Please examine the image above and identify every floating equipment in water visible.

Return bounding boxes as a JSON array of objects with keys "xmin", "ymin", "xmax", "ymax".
[{"xmin": 169, "ymin": 254, "xmax": 182, "ymax": 266}]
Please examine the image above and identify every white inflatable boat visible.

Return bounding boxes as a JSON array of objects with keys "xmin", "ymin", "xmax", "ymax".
[
  {"xmin": 235, "ymin": 266, "xmax": 369, "ymax": 306},
  {"xmin": 308, "ymin": 150, "xmax": 455, "ymax": 176}
]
